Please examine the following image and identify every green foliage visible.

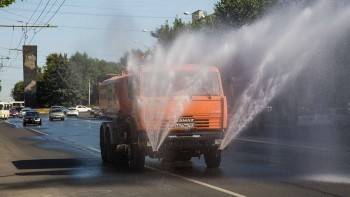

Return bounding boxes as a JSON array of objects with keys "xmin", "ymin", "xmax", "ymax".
[
  {"xmin": 151, "ymin": 18, "xmax": 190, "ymax": 46},
  {"xmin": 34, "ymin": 52, "xmax": 125, "ymax": 107},
  {"xmin": 67, "ymin": 52, "xmax": 124, "ymax": 105},
  {"xmin": 152, "ymin": 0, "xmax": 277, "ymax": 45},
  {"xmin": 11, "ymin": 81, "xmax": 24, "ymax": 101},
  {"xmin": 0, "ymin": 0, "xmax": 15, "ymax": 7},
  {"xmin": 36, "ymin": 54, "xmax": 72, "ymax": 107},
  {"xmin": 214, "ymin": 0, "xmax": 277, "ymax": 27}
]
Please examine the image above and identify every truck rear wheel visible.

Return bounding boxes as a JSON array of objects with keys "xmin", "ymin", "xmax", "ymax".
[
  {"xmin": 204, "ymin": 148, "xmax": 221, "ymax": 168},
  {"xmin": 100, "ymin": 129, "xmax": 112, "ymax": 164},
  {"xmin": 128, "ymin": 144, "xmax": 145, "ymax": 170}
]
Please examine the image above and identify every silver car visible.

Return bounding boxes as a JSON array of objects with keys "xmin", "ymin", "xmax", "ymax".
[{"xmin": 49, "ymin": 108, "xmax": 65, "ymax": 121}]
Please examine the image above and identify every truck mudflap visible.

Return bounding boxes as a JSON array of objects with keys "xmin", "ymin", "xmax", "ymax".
[{"xmin": 150, "ymin": 131, "xmax": 224, "ymax": 153}]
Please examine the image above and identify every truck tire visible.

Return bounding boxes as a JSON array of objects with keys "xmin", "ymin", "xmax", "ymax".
[
  {"xmin": 204, "ymin": 148, "xmax": 221, "ymax": 168},
  {"xmin": 100, "ymin": 129, "xmax": 112, "ymax": 164},
  {"xmin": 128, "ymin": 144, "xmax": 145, "ymax": 171}
]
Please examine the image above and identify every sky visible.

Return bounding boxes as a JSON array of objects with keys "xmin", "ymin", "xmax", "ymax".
[{"xmin": 0, "ymin": 0, "xmax": 216, "ymax": 101}]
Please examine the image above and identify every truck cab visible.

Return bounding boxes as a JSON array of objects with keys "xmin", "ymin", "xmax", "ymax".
[{"xmin": 99, "ymin": 65, "xmax": 227, "ymax": 170}]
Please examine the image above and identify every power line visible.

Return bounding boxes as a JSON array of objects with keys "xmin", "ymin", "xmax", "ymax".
[
  {"xmin": 6, "ymin": 8, "xmax": 182, "ymax": 19},
  {"xmin": 0, "ymin": 9, "xmax": 27, "ymax": 20},
  {"xmin": 0, "ymin": 24, "xmax": 57, "ymax": 28},
  {"xmin": 21, "ymin": 1, "xmax": 167, "ymax": 12},
  {"xmin": 44, "ymin": 0, "xmax": 65, "ymax": 24},
  {"xmin": 0, "ymin": 65, "xmax": 21, "ymax": 69},
  {"xmin": 29, "ymin": 0, "xmax": 65, "ymax": 44},
  {"xmin": 39, "ymin": 0, "xmax": 59, "ymax": 24},
  {"xmin": 27, "ymin": 0, "xmax": 44, "ymax": 23},
  {"xmin": 32, "ymin": 0, "xmax": 52, "ymax": 26}
]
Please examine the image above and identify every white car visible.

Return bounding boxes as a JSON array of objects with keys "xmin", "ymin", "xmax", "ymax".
[
  {"xmin": 66, "ymin": 107, "xmax": 79, "ymax": 117},
  {"xmin": 49, "ymin": 108, "xmax": 65, "ymax": 121},
  {"xmin": 20, "ymin": 107, "xmax": 32, "ymax": 118},
  {"xmin": 75, "ymin": 105, "xmax": 91, "ymax": 112}
]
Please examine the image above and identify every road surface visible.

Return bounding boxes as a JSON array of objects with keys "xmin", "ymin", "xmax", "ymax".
[{"xmin": 1, "ymin": 116, "xmax": 350, "ymax": 197}]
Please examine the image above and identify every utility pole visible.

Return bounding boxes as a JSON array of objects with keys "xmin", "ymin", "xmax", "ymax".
[
  {"xmin": 88, "ymin": 78, "xmax": 91, "ymax": 107},
  {"xmin": 0, "ymin": 24, "xmax": 57, "ymax": 45}
]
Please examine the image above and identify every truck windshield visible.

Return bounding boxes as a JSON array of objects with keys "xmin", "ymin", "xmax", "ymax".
[{"xmin": 141, "ymin": 70, "xmax": 221, "ymax": 97}]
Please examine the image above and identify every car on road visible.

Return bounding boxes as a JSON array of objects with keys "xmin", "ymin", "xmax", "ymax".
[
  {"xmin": 66, "ymin": 107, "xmax": 79, "ymax": 117},
  {"xmin": 49, "ymin": 108, "xmax": 65, "ymax": 121},
  {"xmin": 90, "ymin": 107, "xmax": 103, "ymax": 118},
  {"xmin": 23, "ymin": 111, "xmax": 41, "ymax": 126},
  {"xmin": 75, "ymin": 105, "xmax": 91, "ymax": 112},
  {"xmin": 51, "ymin": 105, "xmax": 69, "ymax": 114},
  {"xmin": 9, "ymin": 108, "xmax": 19, "ymax": 118},
  {"xmin": 19, "ymin": 107, "xmax": 32, "ymax": 118}
]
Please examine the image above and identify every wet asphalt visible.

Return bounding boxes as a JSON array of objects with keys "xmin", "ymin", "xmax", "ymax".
[{"xmin": 1, "ymin": 115, "xmax": 350, "ymax": 197}]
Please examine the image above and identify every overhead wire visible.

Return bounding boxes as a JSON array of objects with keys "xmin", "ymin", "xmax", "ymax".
[
  {"xmin": 27, "ymin": 0, "xmax": 44, "ymax": 24},
  {"xmin": 6, "ymin": 8, "xmax": 183, "ymax": 19},
  {"xmin": 7, "ymin": 0, "xmax": 50, "ymax": 71},
  {"xmin": 29, "ymin": 0, "xmax": 65, "ymax": 44}
]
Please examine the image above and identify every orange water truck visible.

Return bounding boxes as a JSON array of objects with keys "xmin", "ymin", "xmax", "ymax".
[{"xmin": 98, "ymin": 64, "xmax": 227, "ymax": 170}]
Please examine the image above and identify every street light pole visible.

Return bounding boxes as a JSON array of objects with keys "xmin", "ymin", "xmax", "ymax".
[{"xmin": 88, "ymin": 78, "xmax": 91, "ymax": 107}]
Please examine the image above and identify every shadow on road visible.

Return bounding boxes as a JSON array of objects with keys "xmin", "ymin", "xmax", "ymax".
[{"xmin": 13, "ymin": 159, "xmax": 86, "ymax": 170}]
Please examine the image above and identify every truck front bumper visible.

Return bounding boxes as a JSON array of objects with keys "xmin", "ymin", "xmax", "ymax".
[{"xmin": 156, "ymin": 131, "xmax": 224, "ymax": 151}]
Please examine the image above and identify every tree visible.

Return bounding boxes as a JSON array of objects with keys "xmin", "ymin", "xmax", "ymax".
[
  {"xmin": 11, "ymin": 81, "xmax": 24, "ymax": 101},
  {"xmin": 68, "ymin": 52, "xmax": 124, "ymax": 105},
  {"xmin": 151, "ymin": 18, "xmax": 189, "ymax": 46},
  {"xmin": 152, "ymin": 0, "xmax": 277, "ymax": 45},
  {"xmin": 35, "ymin": 52, "xmax": 126, "ymax": 107},
  {"xmin": 36, "ymin": 53, "xmax": 74, "ymax": 107},
  {"xmin": 214, "ymin": 0, "xmax": 277, "ymax": 27},
  {"xmin": 0, "ymin": 0, "xmax": 15, "ymax": 7}
]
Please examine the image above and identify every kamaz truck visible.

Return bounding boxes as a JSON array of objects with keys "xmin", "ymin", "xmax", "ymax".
[{"xmin": 98, "ymin": 65, "xmax": 227, "ymax": 170}]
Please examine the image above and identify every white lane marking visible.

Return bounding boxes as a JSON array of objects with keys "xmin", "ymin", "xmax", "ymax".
[
  {"xmin": 146, "ymin": 166, "xmax": 247, "ymax": 197},
  {"xmin": 87, "ymin": 147, "xmax": 101, "ymax": 153},
  {"xmin": 234, "ymin": 137, "xmax": 340, "ymax": 152},
  {"xmin": 79, "ymin": 119, "xmax": 102, "ymax": 124},
  {"xmin": 26, "ymin": 128, "xmax": 49, "ymax": 136},
  {"xmin": 4, "ymin": 120, "xmax": 16, "ymax": 127}
]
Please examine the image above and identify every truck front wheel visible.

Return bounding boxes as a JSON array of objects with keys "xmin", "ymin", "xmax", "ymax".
[
  {"xmin": 128, "ymin": 144, "xmax": 145, "ymax": 170},
  {"xmin": 204, "ymin": 148, "xmax": 221, "ymax": 168}
]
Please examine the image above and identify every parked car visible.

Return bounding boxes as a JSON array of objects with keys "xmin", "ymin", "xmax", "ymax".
[
  {"xmin": 66, "ymin": 107, "xmax": 79, "ymax": 117},
  {"xmin": 23, "ymin": 111, "xmax": 41, "ymax": 126},
  {"xmin": 19, "ymin": 107, "xmax": 32, "ymax": 118},
  {"xmin": 9, "ymin": 108, "xmax": 19, "ymax": 118},
  {"xmin": 49, "ymin": 108, "xmax": 65, "ymax": 121},
  {"xmin": 75, "ymin": 105, "xmax": 91, "ymax": 112}
]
